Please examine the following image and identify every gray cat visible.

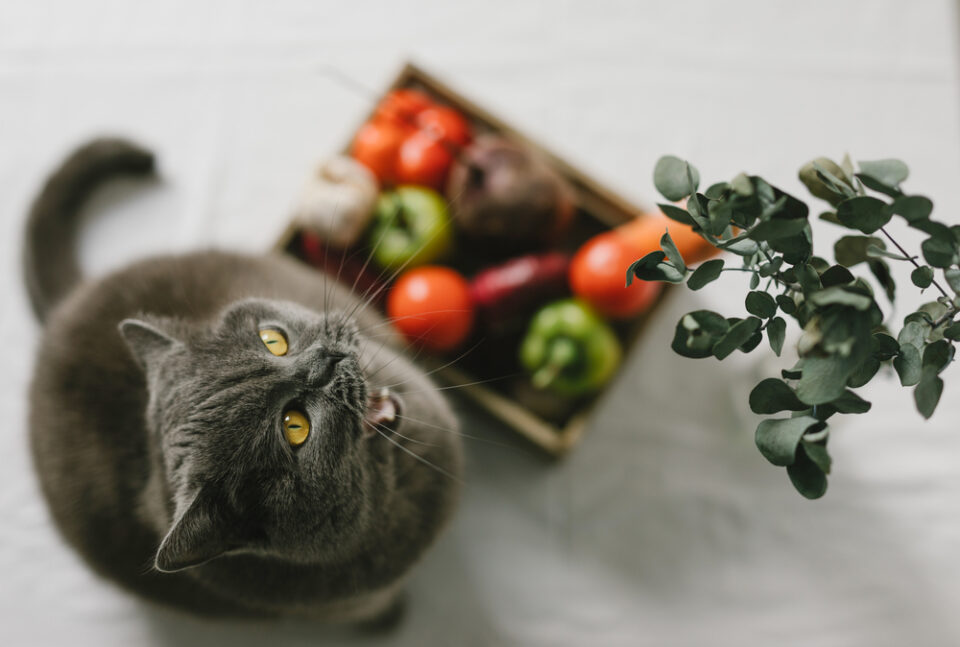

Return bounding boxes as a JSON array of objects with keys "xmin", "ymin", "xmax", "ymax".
[{"xmin": 23, "ymin": 138, "xmax": 463, "ymax": 622}]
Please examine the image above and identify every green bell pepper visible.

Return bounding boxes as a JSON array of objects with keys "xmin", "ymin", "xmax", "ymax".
[{"xmin": 519, "ymin": 298, "xmax": 622, "ymax": 396}]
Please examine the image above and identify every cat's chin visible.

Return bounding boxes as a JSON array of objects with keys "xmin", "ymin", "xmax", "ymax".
[{"xmin": 363, "ymin": 388, "xmax": 403, "ymax": 438}]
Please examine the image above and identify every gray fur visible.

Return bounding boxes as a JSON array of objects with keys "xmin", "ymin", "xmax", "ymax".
[{"xmin": 25, "ymin": 139, "xmax": 463, "ymax": 621}]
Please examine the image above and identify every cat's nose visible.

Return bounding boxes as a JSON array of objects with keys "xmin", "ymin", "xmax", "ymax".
[{"xmin": 303, "ymin": 352, "xmax": 347, "ymax": 389}]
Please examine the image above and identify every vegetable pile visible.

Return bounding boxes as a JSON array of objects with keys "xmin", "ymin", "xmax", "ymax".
[{"xmin": 294, "ymin": 87, "xmax": 719, "ymax": 422}]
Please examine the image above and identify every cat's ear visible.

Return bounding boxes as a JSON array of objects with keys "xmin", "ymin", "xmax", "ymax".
[
  {"xmin": 119, "ymin": 318, "xmax": 179, "ymax": 370},
  {"xmin": 154, "ymin": 487, "xmax": 234, "ymax": 573}
]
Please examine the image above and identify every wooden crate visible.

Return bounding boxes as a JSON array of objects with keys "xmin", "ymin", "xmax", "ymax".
[{"xmin": 274, "ymin": 62, "xmax": 661, "ymax": 456}]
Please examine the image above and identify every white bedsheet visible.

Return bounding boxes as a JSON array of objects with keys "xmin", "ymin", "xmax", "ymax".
[{"xmin": 3, "ymin": 1, "xmax": 960, "ymax": 645}]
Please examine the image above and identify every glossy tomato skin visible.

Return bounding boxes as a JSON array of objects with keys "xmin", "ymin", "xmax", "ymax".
[
  {"xmin": 350, "ymin": 119, "xmax": 406, "ymax": 184},
  {"xmin": 395, "ymin": 131, "xmax": 455, "ymax": 191},
  {"xmin": 416, "ymin": 105, "xmax": 472, "ymax": 147},
  {"xmin": 388, "ymin": 266, "xmax": 474, "ymax": 352},
  {"xmin": 375, "ymin": 89, "xmax": 433, "ymax": 127},
  {"xmin": 570, "ymin": 232, "xmax": 662, "ymax": 319}
]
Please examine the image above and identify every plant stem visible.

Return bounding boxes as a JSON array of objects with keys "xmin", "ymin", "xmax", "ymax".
[{"xmin": 879, "ymin": 226, "xmax": 951, "ymax": 300}]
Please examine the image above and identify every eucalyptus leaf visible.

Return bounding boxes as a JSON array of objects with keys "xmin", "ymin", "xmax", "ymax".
[
  {"xmin": 713, "ymin": 317, "xmax": 762, "ymax": 360},
  {"xmin": 755, "ymin": 415, "xmax": 821, "ymax": 466},
  {"xmin": 829, "ymin": 390, "xmax": 872, "ymax": 414},
  {"xmin": 836, "ymin": 196, "xmax": 891, "ymax": 234},
  {"xmin": 847, "ymin": 357, "xmax": 881, "ymax": 388},
  {"xmin": 749, "ymin": 378, "xmax": 807, "ymax": 414},
  {"xmin": 872, "ymin": 332, "xmax": 900, "ymax": 360},
  {"xmin": 628, "ymin": 251, "xmax": 686, "ymax": 284},
  {"xmin": 915, "ymin": 369, "xmax": 944, "ymax": 419},
  {"xmin": 944, "ymin": 268, "xmax": 960, "ymax": 293},
  {"xmin": 687, "ymin": 259, "xmax": 725, "ymax": 291},
  {"xmin": 772, "ymin": 297, "xmax": 795, "ymax": 318},
  {"xmin": 654, "ymin": 155, "xmax": 700, "ymax": 201},
  {"xmin": 911, "ymin": 266, "xmax": 934, "ymax": 289},
  {"xmin": 944, "ymin": 322, "xmax": 960, "ymax": 341},
  {"xmin": 660, "ymin": 230, "xmax": 686, "ymax": 274},
  {"xmin": 820, "ymin": 265, "xmax": 855, "ymax": 287},
  {"xmin": 922, "ymin": 339, "xmax": 953, "ymax": 374},
  {"xmin": 799, "ymin": 158, "xmax": 850, "ymax": 205},
  {"xmin": 671, "ymin": 310, "xmax": 730, "ymax": 359},
  {"xmin": 807, "ymin": 286, "xmax": 872, "ymax": 311},
  {"xmin": 796, "ymin": 355, "xmax": 861, "ymax": 404},
  {"xmin": 868, "ymin": 260, "xmax": 896, "ymax": 303},
  {"xmin": 890, "ymin": 195, "xmax": 933, "ymax": 223},
  {"xmin": 801, "ymin": 440, "xmax": 832, "ymax": 474},
  {"xmin": 745, "ymin": 291, "xmax": 777, "ymax": 318},
  {"xmin": 748, "ymin": 218, "xmax": 809, "ymax": 242},
  {"xmin": 921, "ymin": 237, "xmax": 958, "ymax": 268},
  {"xmin": 834, "ymin": 235, "xmax": 885, "ymax": 268},
  {"xmin": 787, "ymin": 447, "xmax": 829, "ymax": 499},
  {"xmin": 894, "ymin": 343, "xmax": 922, "ymax": 386},
  {"xmin": 658, "ymin": 203, "xmax": 696, "ymax": 226},
  {"xmin": 768, "ymin": 316, "xmax": 786, "ymax": 356},
  {"xmin": 866, "ymin": 245, "xmax": 911, "ymax": 261},
  {"xmin": 858, "ymin": 158, "xmax": 908, "ymax": 188},
  {"xmin": 730, "ymin": 172, "xmax": 753, "ymax": 196}
]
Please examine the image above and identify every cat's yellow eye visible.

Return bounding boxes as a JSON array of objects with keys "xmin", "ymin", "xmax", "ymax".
[
  {"xmin": 283, "ymin": 410, "xmax": 310, "ymax": 446},
  {"xmin": 259, "ymin": 329, "xmax": 288, "ymax": 356}
]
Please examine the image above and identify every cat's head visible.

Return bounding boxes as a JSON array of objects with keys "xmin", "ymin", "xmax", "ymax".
[{"xmin": 119, "ymin": 298, "xmax": 414, "ymax": 573}]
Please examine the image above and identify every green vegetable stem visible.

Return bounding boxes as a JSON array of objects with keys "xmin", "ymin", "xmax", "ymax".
[{"xmin": 519, "ymin": 299, "xmax": 622, "ymax": 396}]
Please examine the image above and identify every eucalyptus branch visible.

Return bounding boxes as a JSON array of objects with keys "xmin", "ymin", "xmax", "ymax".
[{"xmin": 634, "ymin": 154, "xmax": 960, "ymax": 499}]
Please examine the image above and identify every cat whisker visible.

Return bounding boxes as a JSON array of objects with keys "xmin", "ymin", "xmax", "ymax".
[
  {"xmin": 389, "ymin": 373, "xmax": 521, "ymax": 395},
  {"xmin": 344, "ymin": 208, "xmax": 456, "ymax": 324},
  {"xmin": 371, "ymin": 425, "xmax": 462, "ymax": 484},
  {"xmin": 392, "ymin": 412, "xmax": 520, "ymax": 450},
  {"xmin": 373, "ymin": 338, "xmax": 486, "ymax": 389},
  {"xmin": 368, "ymin": 419, "xmax": 437, "ymax": 447}
]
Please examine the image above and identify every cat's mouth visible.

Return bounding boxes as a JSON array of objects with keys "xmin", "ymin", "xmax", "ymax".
[{"xmin": 363, "ymin": 388, "xmax": 403, "ymax": 437}]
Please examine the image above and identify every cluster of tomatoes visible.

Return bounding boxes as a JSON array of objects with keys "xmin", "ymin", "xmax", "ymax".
[{"xmin": 351, "ymin": 88, "xmax": 470, "ymax": 191}]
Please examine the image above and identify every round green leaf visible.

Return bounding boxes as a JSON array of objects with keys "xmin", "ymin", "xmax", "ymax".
[
  {"xmin": 787, "ymin": 447, "xmax": 829, "ymax": 499},
  {"xmin": 921, "ymin": 237, "xmax": 958, "ymax": 268},
  {"xmin": 755, "ymin": 415, "xmax": 820, "ymax": 466},
  {"xmin": 671, "ymin": 310, "xmax": 730, "ymax": 359},
  {"xmin": 890, "ymin": 195, "xmax": 933, "ymax": 223},
  {"xmin": 745, "ymin": 291, "xmax": 777, "ymax": 318},
  {"xmin": 911, "ymin": 266, "xmax": 934, "ymax": 288},
  {"xmin": 858, "ymin": 158, "xmax": 909, "ymax": 188},
  {"xmin": 834, "ymin": 235, "xmax": 885, "ymax": 268},
  {"xmin": 654, "ymin": 156, "xmax": 700, "ymax": 201},
  {"xmin": 749, "ymin": 378, "xmax": 807, "ymax": 414},
  {"xmin": 687, "ymin": 259, "xmax": 725, "ymax": 291},
  {"xmin": 836, "ymin": 196, "xmax": 892, "ymax": 234},
  {"xmin": 894, "ymin": 343, "xmax": 922, "ymax": 386}
]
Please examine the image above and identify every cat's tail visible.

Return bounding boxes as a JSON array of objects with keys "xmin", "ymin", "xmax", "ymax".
[{"xmin": 23, "ymin": 138, "xmax": 155, "ymax": 322}]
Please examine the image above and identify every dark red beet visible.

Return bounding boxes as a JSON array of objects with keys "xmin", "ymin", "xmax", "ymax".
[{"xmin": 469, "ymin": 252, "xmax": 571, "ymax": 333}]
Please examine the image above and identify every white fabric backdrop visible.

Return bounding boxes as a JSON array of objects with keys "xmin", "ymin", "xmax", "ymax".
[{"xmin": 2, "ymin": 1, "xmax": 960, "ymax": 645}]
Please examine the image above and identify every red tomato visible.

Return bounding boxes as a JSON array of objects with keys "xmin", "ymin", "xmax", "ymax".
[
  {"xmin": 570, "ymin": 232, "xmax": 662, "ymax": 319},
  {"xmin": 387, "ymin": 266, "xmax": 474, "ymax": 352},
  {"xmin": 416, "ymin": 105, "xmax": 472, "ymax": 147},
  {"xmin": 350, "ymin": 120, "xmax": 406, "ymax": 184},
  {"xmin": 395, "ymin": 131, "xmax": 455, "ymax": 190},
  {"xmin": 375, "ymin": 89, "xmax": 433, "ymax": 127}
]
